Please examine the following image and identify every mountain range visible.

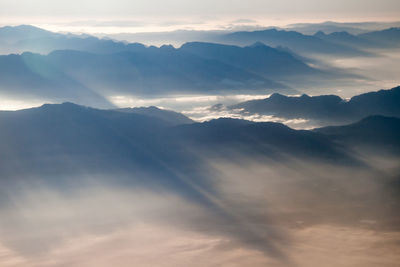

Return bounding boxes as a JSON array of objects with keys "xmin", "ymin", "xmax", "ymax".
[
  {"xmin": 179, "ymin": 42, "xmax": 320, "ymax": 79},
  {"xmin": 2, "ymin": 24, "xmax": 400, "ymax": 107},
  {"xmin": 1, "ymin": 102, "xmax": 399, "ymax": 184},
  {"xmin": 0, "ymin": 46, "xmax": 296, "ymax": 107},
  {"xmin": 229, "ymin": 86, "xmax": 400, "ymax": 125},
  {"xmin": 218, "ymin": 27, "xmax": 400, "ymax": 55},
  {"xmin": 2, "ymin": 26, "xmax": 344, "ymax": 106},
  {"xmin": 286, "ymin": 21, "xmax": 400, "ymax": 35},
  {"xmin": 2, "ymin": 25, "xmax": 400, "ymax": 56},
  {"xmin": 315, "ymin": 115, "xmax": 400, "ymax": 154}
]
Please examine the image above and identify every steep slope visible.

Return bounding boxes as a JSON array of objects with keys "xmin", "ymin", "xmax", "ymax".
[{"xmin": 116, "ymin": 106, "xmax": 194, "ymax": 125}]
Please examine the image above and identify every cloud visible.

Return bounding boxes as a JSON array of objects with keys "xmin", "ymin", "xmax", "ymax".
[{"xmin": 231, "ymin": 19, "xmax": 258, "ymax": 24}]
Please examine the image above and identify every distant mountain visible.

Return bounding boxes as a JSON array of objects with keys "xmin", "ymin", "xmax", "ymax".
[
  {"xmin": 0, "ymin": 25, "xmax": 147, "ymax": 55},
  {"xmin": 286, "ymin": 22, "xmax": 369, "ymax": 35},
  {"xmin": 1, "ymin": 25, "xmax": 399, "ymax": 59},
  {"xmin": 0, "ymin": 25, "xmax": 55, "ymax": 44},
  {"xmin": 286, "ymin": 21, "xmax": 400, "ymax": 35},
  {"xmin": 0, "ymin": 48, "xmax": 293, "ymax": 106},
  {"xmin": 231, "ymin": 93, "xmax": 344, "ymax": 121},
  {"xmin": 313, "ymin": 28, "xmax": 400, "ymax": 49},
  {"xmin": 229, "ymin": 86, "xmax": 400, "ymax": 125},
  {"xmin": 358, "ymin": 28, "xmax": 400, "ymax": 47},
  {"xmin": 313, "ymin": 31, "xmax": 379, "ymax": 48},
  {"xmin": 0, "ymin": 26, "xmax": 321, "ymax": 89},
  {"xmin": 218, "ymin": 29, "xmax": 368, "ymax": 56},
  {"xmin": 180, "ymin": 42, "xmax": 320, "ymax": 80},
  {"xmin": 116, "ymin": 106, "xmax": 194, "ymax": 125},
  {"xmin": 0, "ymin": 53, "xmax": 113, "ymax": 108},
  {"xmin": 44, "ymin": 47, "xmax": 289, "ymax": 94}
]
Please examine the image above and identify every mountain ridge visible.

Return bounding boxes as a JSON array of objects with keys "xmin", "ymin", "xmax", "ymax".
[{"xmin": 229, "ymin": 86, "xmax": 400, "ymax": 125}]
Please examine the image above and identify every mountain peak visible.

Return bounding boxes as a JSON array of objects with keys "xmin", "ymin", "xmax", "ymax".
[
  {"xmin": 314, "ymin": 31, "xmax": 326, "ymax": 37},
  {"xmin": 249, "ymin": 41, "xmax": 267, "ymax": 47},
  {"xmin": 0, "ymin": 24, "xmax": 54, "ymax": 35},
  {"xmin": 39, "ymin": 102, "xmax": 88, "ymax": 112},
  {"xmin": 160, "ymin": 44, "xmax": 176, "ymax": 51},
  {"xmin": 269, "ymin": 93, "xmax": 286, "ymax": 99}
]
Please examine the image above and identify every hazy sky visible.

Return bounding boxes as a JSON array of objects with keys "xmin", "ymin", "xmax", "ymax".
[
  {"xmin": 1, "ymin": 0, "xmax": 400, "ymax": 17},
  {"xmin": 0, "ymin": 0, "xmax": 400, "ymax": 32}
]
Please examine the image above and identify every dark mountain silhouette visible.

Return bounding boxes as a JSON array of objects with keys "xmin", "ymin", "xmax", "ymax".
[
  {"xmin": 345, "ymin": 86, "xmax": 400, "ymax": 117},
  {"xmin": 2, "ymin": 102, "xmax": 400, "ymax": 216},
  {"xmin": 168, "ymin": 118, "xmax": 352, "ymax": 162},
  {"xmin": 0, "ymin": 103, "xmax": 178, "ymax": 180},
  {"xmin": 116, "ymin": 106, "xmax": 194, "ymax": 125},
  {"xmin": 231, "ymin": 92, "xmax": 345, "ymax": 121},
  {"xmin": 0, "ymin": 102, "xmax": 360, "ymax": 182},
  {"xmin": 230, "ymin": 86, "xmax": 400, "ymax": 125},
  {"xmin": 0, "ymin": 102, "xmax": 212, "ymax": 202},
  {"xmin": 315, "ymin": 115, "xmax": 400, "ymax": 153}
]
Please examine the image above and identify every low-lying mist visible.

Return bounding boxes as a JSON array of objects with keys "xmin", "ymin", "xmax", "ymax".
[
  {"xmin": 298, "ymin": 48, "xmax": 400, "ymax": 97},
  {"xmin": 0, "ymin": 150, "xmax": 399, "ymax": 267}
]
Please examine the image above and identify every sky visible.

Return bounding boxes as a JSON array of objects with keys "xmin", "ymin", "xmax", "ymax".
[{"xmin": 1, "ymin": 0, "xmax": 400, "ymax": 33}]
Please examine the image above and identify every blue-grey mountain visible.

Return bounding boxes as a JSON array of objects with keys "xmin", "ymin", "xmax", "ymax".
[{"xmin": 229, "ymin": 86, "xmax": 400, "ymax": 125}]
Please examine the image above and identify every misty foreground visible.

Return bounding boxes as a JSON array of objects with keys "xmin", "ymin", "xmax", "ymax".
[{"xmin": 0, "ymin": 103, "xmax": 399, "ymax": 267}]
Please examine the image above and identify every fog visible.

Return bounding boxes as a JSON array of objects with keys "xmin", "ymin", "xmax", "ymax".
[
  {"xmin": 0, "ymin": 148, "xmax": 399, "ymax": 266},
  {"xmin": 303, "ymin": 48, "xmax": 400, "ymax": 98}
]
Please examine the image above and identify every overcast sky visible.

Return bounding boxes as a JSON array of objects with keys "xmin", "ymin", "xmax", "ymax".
[{"xmin": 0, "ymin": 0, "xmax": 399, "ymax": 32}]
